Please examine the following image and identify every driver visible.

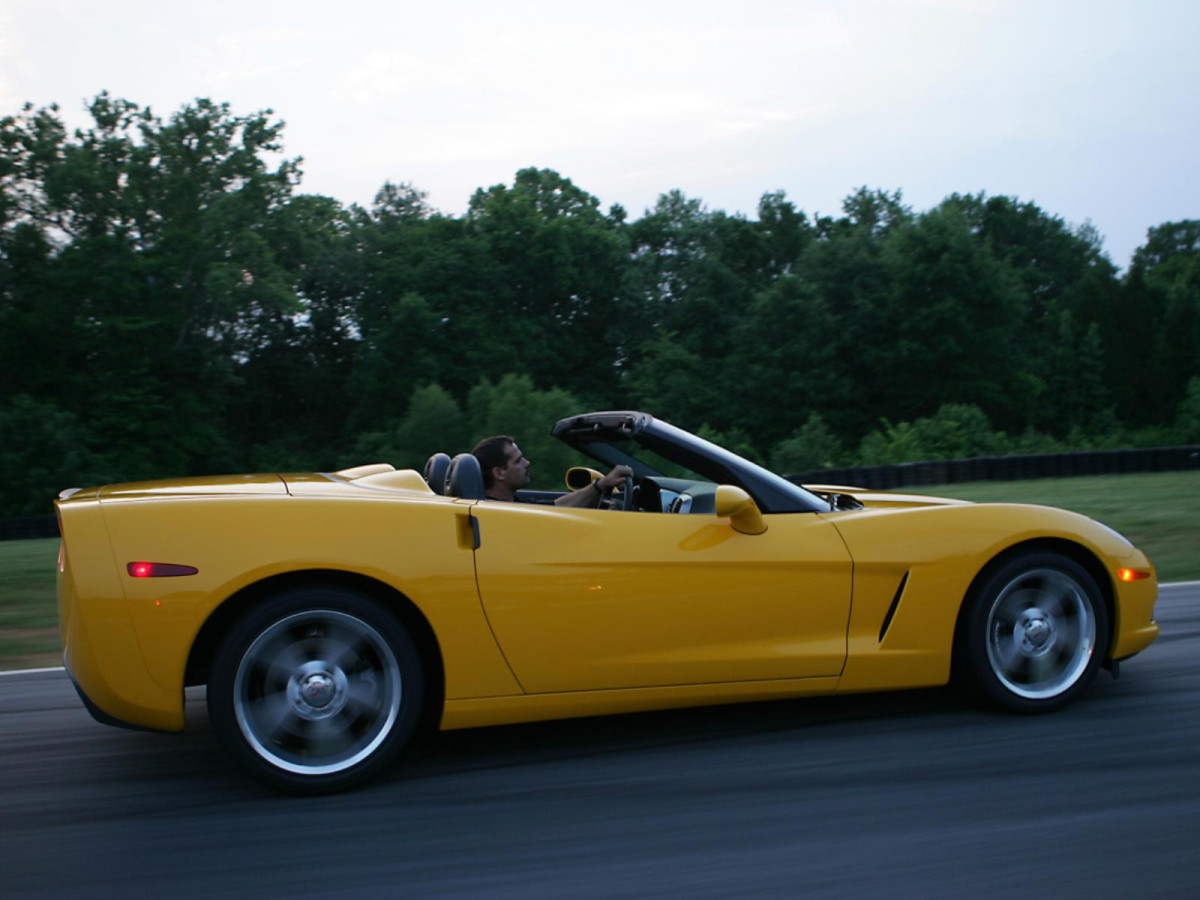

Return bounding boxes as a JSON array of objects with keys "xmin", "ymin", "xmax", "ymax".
[{"xmin": 471, "ymin": 435, "xmax": 632, "ymax": 507}]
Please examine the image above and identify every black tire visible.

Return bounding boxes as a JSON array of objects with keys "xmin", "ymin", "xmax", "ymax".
[
  {"xmin": 207, "ymin": 585, "xmax": 424, "ymax": 793},
  {"xmin": 959, "ymin": 551, "xmax": 1109, "ymax": 713}
]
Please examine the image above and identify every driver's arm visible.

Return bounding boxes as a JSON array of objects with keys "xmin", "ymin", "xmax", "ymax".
[{"xmin": 554, "ymin": 465, "xmax": 633, "ymax": 508}]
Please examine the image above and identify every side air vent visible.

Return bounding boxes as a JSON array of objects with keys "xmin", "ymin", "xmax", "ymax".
[{"xmin": 879, "ymin": 571, "xmax": 910, "ymax": 643}]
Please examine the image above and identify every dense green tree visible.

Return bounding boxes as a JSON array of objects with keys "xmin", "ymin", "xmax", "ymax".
[
  {"xmin": 943, "ymin": 193, "xmax": 1120, "ymax": 432},
  {"xmin": 3, "ymin": 90, "xmax": 1197, "ymax": 517},
  {"xmin": 463, "ymin": 168, "xmax": 630, "ymax": 400},
  {"xmin": 756, "ymin": 190, "xmax": 814, "ymax": 278},
  {"xmin": 1, "ymin": 94, "xmax": 306, "ymax": 481},
  {"xmin": 771, "ymin": 413, "xmax": 844, "ymax": 474},
  {"xmin": 353, "ymin": 382, "xmax": 470, "ymax": 470},
  {"xmin": 728, "ymin": 275, "xmax": 849, "ymax": 446},
  {"xmin": 0, "ymin": 396, "xmax": 100, "ymax": 515},
  {"xmin": 1176, "ymin": 376, "xmax": 1200, "ymax": 442},
  {"xmin": 1109, "ymin": 221, "xmax": 1200, "ymax": 425},
  {"xmin": 874, "ymin": 203, "xmax": 1026, "ymax": 425},
  {"xmin": 626, "ymin": 191, "xmax": 756, "ymax": 366},
  {"xmin": 792, "ymin": 188, "xmax": 911, "ymax": 438},
  {"xmin": 622, "ymin": 332, "xmax": 722, "ymax": 434},
  {"xmin": 857, "ymin": 403, "xmax": 1004, "ymax": 464}
]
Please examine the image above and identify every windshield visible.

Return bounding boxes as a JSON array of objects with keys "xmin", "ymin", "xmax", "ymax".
[{"xmin": 566, "ymin": 418, "xmax": 827, "ymax": 513}]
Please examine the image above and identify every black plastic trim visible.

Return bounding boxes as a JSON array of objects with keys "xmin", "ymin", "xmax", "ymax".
[
  {"xmin": 68, "ymin": 672, "xmax": 165, "ymax": 733},
  {"xmin": 879, "ymin": 571, "xmax": 909, "ymax": 643}
]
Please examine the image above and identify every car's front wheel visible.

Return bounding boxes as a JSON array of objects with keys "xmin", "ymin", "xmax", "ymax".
[
  {"xmin": 960, "ymin": 551, "xmax": 1109, "ymax": 713},
  {"xmin": 208, "ymin": 586, "xmax": 423, "ymax": 793}
]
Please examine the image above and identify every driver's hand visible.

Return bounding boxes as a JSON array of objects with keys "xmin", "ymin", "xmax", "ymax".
[{"xmin": 598, "ymin": 465, "xmax": 633, "ymax": 489}]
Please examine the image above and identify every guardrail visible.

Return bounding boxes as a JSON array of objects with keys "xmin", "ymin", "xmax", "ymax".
[{"xmin": 788, "ymin": 445, "xmax": 1200, "ymax": 491}]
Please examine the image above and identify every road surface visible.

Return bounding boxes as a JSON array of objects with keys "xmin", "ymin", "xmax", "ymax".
[{"xmin": 3, "ymin": 583, "xmax": 1197, "ymax": 898}]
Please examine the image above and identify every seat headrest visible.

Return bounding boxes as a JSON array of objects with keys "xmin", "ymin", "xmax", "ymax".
[
  {"xmin": 422, "ymin": 453, "xmax": 452, "ymax": 495},
  {"xmin": 446, "ymin": 453, "xmax": 485, "ymax": 500}
]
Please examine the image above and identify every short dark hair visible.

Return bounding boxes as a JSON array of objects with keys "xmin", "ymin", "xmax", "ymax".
[{"xmin": 472, "ymin": 435, "xmax": 515, "ymax": 489}]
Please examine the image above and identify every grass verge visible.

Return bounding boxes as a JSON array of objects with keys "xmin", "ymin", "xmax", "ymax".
[{"xmin": 0, "ymin": 538, "xmax": 61, "ymax": 671}]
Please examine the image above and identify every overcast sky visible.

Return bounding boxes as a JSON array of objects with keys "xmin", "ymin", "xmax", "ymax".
[{"xmin": 2, "ymin": 0, "xmax": 1195, "ymax": 268}]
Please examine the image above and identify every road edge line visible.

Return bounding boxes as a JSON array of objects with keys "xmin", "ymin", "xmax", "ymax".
[{"xmin": 0, "ymin": 665, "xmax": 64, "ymax": 677}]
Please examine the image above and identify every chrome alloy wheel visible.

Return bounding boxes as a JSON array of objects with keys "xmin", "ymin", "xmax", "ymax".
[
  {"xmin": 984, "ymin": 567, "xmax": 1096, "ymax": 700},
  {"xmin": 232, "ymin": 609, "xmax": 403, "ymax": 776}
]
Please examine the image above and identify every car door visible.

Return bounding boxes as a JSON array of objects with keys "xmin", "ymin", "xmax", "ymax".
[{"xmin": 471, "ymin": 502, "xmax": 853, "ymax": 694}]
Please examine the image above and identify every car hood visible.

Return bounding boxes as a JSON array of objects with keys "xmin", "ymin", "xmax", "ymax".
[{"xmin": 801, "ymin": 484, "xmax": 972, "ymax": 511}]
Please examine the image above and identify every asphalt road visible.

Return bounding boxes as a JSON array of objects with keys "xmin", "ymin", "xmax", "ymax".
[{"xmin": 3, "ymin": 583, "xmax": 1198, "ymax": 899}]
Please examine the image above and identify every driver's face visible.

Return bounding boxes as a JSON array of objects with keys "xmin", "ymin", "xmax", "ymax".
[{"xmin": 501, "ymin": 442, "xmax": 532, "ymax": 489}]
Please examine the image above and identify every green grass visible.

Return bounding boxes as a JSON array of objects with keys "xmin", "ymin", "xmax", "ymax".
[
  {"xmin": 1, "ymin": 470, "xmax": 1196, "ymax": 671},
  {"xmin": 904, "ymin": 471, "xmax": 1200, "ymax": 583},
  {"xmin": 0, "ymin": 538, "xmax": 61, "ymax": 671}
]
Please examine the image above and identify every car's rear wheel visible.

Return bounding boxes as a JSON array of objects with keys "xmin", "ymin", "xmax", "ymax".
[
  {"xmin": 960, "ymin": 551, "xmax": 1108, "ymax": 713},
  {"xmin": 208, "ymin": 586, "xmax": 423, "ymax": 793}
]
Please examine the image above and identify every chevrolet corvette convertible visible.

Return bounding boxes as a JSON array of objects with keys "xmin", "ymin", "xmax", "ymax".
[{"xmin": 56, "ymin": 411, "xmax": 1159, "ymax": 792}]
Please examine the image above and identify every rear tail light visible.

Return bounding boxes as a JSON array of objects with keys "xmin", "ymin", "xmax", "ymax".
[{"xmin": 127, "ymin": 562, "xmax": 199, "ymax": 578}]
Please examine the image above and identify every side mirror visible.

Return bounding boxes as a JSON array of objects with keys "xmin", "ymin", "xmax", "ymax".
[
  {"xmin": 566, "ymin": 466, "xmax": 603, "ymax": 490},
  {"xmin": 715, "ymin": 485, "xmax": 767, "ymax": 535}
]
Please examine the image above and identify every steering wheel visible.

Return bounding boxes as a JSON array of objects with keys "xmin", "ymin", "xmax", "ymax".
[{"xmin": 620, "ymin": 474, "xmax": 635, "ymax": 511}]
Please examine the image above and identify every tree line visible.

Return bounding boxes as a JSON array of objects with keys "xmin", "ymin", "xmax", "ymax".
[{"xmin": 2, "ymin": 94, "xmax": 1198, "ymax": 515}]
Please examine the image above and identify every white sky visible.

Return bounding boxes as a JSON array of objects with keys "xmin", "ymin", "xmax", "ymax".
[{"xmin": 2, "ymin": 0, "xmax": 1196, "ymax": 268}]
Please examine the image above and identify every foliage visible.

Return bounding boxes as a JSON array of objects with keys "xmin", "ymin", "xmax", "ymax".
[
  {"xmin": 0, "ymin": 538, "xmax": 62, "ymax": 670},
  {"xmin": 1177, "ymin": 376, "xmax": 1200, "ymax": 443},
  {"xmin": 695, "ymin": 423, "xmax": 763, "ymax": 466},
  {"xmin": 353, "ymin": 382, "xmax": 469, "ymax": 471},
  {"xmin": 0, "ymin": 396, "xmax": 100, "ymax": 515},
  {"xmin": 857, "ymin": 404, "xmax": 1006, "ymax": 465},
  {"xmin": 2, "ymin": 91, "xmax": 1197, "ymax": 516},
  {"xmin": 771, "ymin": 413, "xmax": 845, "ymax": 474}
]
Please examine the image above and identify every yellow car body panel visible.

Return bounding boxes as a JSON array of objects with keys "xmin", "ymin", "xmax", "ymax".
[
  {"xmin": 827, "ymin": 502, "xmax": 1158, "ymax": 693},
  {"xmin": 59, "ymin": 471, "xmax": 525, "ymax": 732},
  {"xmin": 471, "ymin": 501, "xmax": 852, "ymax": 693},
  {"xmin": 57, "ymin": 491, "xmax": 185, "ymax": 731},
  {"xmin": 56, "ymin": 467, "xmax": 1159, "ymax": 737}
]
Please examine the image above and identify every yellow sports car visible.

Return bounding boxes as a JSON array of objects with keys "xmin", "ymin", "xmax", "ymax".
[{"xmin": 56, "ymin": 411, "xmax": 1159, "ymax": 792}]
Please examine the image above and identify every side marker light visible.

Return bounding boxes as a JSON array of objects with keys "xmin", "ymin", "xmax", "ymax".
[
  {"xmin": 1117, "ymin": 568, "xmax": 1150, "ymax": 582},
  {"xmin": 127, "ymin": 562, "xmax": 199, "ymax": 578}
]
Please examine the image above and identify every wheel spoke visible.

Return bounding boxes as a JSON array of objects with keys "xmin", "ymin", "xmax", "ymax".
[
  {"xmin": 1028, "ymin": 652, "xmax": 1056, "ymax": 687},
  {"xmin": 992, "ymin": 633, "xmax": 1022, "ymax": 672},
  {"xmin": 329, "ymin": 635, "xmax": 371, "ymax": 671},
  {"xmin": 344, "ymin": 677, "xmax": 382, "ymax": 717},
  {"xmin": 1035, "ymin": 582, "xmax": 1069, "ymax": 618},
  {"xmin": 255, "ymin": 690, "xmax": 297, "ymax": 740},
  {"xmin": 263, "ymin": 643, "xmax": 307, "ymax": 686},
  {"xmin": 995, "ymin": 586, "xmax": 1035, "ymax": 624},
  {"xmin": 1056, "ymin": 610, "xmax": 1080, "ymax": 647}
]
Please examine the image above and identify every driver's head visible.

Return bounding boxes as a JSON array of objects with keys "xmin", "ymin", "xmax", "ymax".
[{"xmin": 472, "ymin": 436, "xmax": 531, "ymax": 490}]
